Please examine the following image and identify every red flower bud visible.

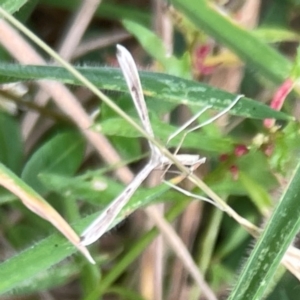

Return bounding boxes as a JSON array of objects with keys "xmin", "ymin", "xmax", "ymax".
[
  {"xmin": 219, "ymin": 153, "xmax": 229, "ymax": 161},
  {"xmin": 234, "ymin": 144, "xmax": 248, "ymax": 157},
  {"xmin": 229, "ymin": 165, "xmax": 239, "ymax": 180},
  {"xmin": 264, "ymin": 78, "xmax": 294, "ymax": 128}
]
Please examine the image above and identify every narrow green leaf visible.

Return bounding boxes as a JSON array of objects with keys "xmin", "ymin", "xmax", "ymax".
[
  {"xmin": 170, "ymin": 0, "xmax": 292, "ymax": 84},
  {"xmin": 39, "ymin": 173, "xmax": 125, "ymax": 205},
  {"xmin": 21, "ymin": 131, "xmax": 85, "ymax": 194},
  {"xmin": 109, "ymin": 135, "xmax": 141, "ymax": 161},
  {"xmin": 0, "ymin": 0, "xmax": 27, "ymax": 14},
  {"xmin": 216, "ymin": 214, "xmax": 256, "ymax": 261},
  {"xmin": 7, "ymin": 253, "xmax": 107, "ymax": 295},
  {"xmin": 0, "ymin": 112, "xmax": 23, "ymax": 173},
  {"xmin": 291, "ymin": 46, "xmax": 300, "ymax": 79},
  {"xmin": 0, "ymin": 229, "xmax": 83, "ymax": 295},
  {"xmin": 97, "ymin": 117, "xmax": 234, "ymax": 153},
  {"xmin": 260, "ymin": 0, "xmax": 289, "ymax": 28},
  {"xmin": 228, "ymin": 159, "xmax": 300, "ymax": 300},
  {"xmin": 253, "ymin": 27, "xmax": 300, "ymax": 43},
  {"xmin": 7, "ymin": 263, "xmax": 79, "ymax": 295},
  {"xmin": 238, "ymin": 151, "xmax": 278, "ymax": 190},
  {"xmin": 239, "ymin": 172, "xmax": 272, "ymax": 216},
  {"xmin": 105, "ymin": 287, "xmax": 146, "ymax": 300},
  {"xmin": 13, "ymin": 0, "xmax": 39, "ymax": 23},
  {"xmin": 0, "ymin": 64, "xmax": 292, "ymax": 120}
]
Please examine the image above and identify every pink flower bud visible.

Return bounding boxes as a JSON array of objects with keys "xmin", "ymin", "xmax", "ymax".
[
  {"xmin": 264, "ymin": 78, "xmax": 294, "ymax": 128},
  {"xmin": 234, "ymin": 144, "xmax": 248, "ymax": 157}
]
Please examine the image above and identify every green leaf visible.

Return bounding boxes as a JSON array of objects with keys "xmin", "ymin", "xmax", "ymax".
[
  {"xmin": 0, "ymin": 64, "xmax": 292, "ymax": 120},
  {"xmin": 7, "ymin": 252, "xmax": 107, "ymax": 295},
  {"xmin": 228, "ymin": 159, "xmax": 300, "ymax": 300},
  {"xmin": 40, "ymin": 0, "xmax": 150, "ymax": 26},
  {"xmin": 238, "ymin": 172, "xmax": 272, "ymax": 216},
  {"xmin": 238, "ymin": 151, "xmax": 278, "ymax": 191},
  {"xmin": 0, "ymin": 228, "xmax": 84, "ymax": 295},
  {"xmin": 21, "ymin": 131, "xmax": 85, "ymax": 194},
  {"xmin": 14, "ymin": 0, "xmax": 39, "ymax": 23},
  {"xmin": 260, "ymin": 0, "xmax": 289, "ymax": 28},
  {"xmin": 96, "ymin": 117, "xmax": 234, "ymax": 153},
  {"xmin": 106, "ymin": 287, "xmax": 146, "ymax": 300},
  {"xmin": 170, "ymin": 0, "xmax": 292, "ymax": 84},
  {"xmin": 109, "ymin": 136, "xmax": 141, "ymax": 161},
  {"xmin": 268, "ymin": 122, "xmax": 300, "ymax": 173},
  {"xmin": 39, "ymin": 173, "xmax": 125, "ymax": 205},
  {"xmin": 0, "ymin": 112, "xmax": 23, "ymax": 173},
  {"xmin": 7, "ymin": 262, "xmax": 79, "ymax": 295},
  {"xmin": 291, "ymin": 46, "xmax": 300, "ymax": 79},
  {"xmin": 0, "ymin": 0, "xmax": 28, "ymax": 14},
  {"xmin": 215, "ymin": 213, "xmax": 256, "ymax": 261},
  {"xmin": 210, "ymin": 264, "xmax": 235, "ymax": 290},
  {"xmin": 253, "ymin": 27, "xmax": 300, "ymax": 43}
]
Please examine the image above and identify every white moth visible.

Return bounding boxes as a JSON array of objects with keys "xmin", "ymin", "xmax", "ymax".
[{"xmin": 80, "ymin": 44, "xmax": 241, "ymax": 246}]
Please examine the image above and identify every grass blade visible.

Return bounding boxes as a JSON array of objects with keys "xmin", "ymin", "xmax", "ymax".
[
  {"xmin": 228, "ymin": 160, "xmax": 300, "ymax": 300},
  {"xmin": 0, "ymin": 64, "xmax": 292, "ymax": 121}
]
